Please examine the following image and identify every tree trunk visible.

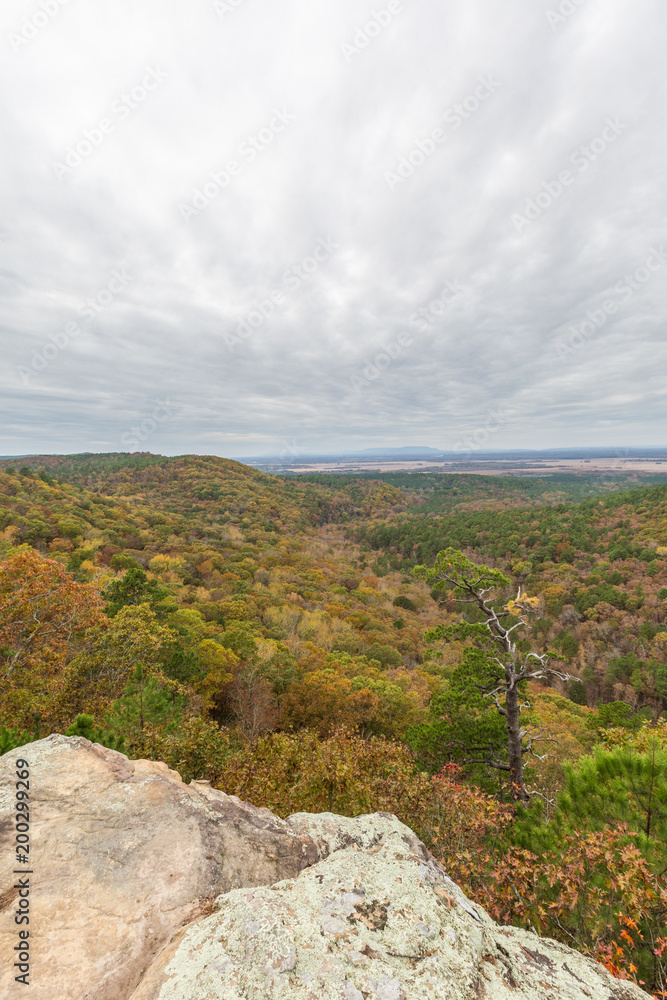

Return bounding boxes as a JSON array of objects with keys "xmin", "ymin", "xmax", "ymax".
[{"xmin": 505, "ymin": 674, "xmax": 528, "ymax": 802}]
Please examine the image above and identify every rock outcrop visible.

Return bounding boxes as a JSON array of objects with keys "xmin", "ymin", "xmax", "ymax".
[
  {"xmin": 0, "ymin": 736, "xmax": 651, "ymax": 1000},
  {"xmin": 0, "ymin": 735, "xmax": 317, "ymax": 1000}
]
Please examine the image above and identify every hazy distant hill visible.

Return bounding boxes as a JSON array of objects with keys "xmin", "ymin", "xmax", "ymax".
[{"xmin": 240, "ymin": 445, "xmax": 667, "ymax": 465}]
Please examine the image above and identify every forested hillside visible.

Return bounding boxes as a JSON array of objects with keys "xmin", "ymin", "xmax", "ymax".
[
  {"xmin": 299, "ymin": 467, "xmax": 667, "ymax": 513},
  {"xmin": 2, "ymin": 453, "xmax": 408, "ymax": 528},
  {"xmin": 1, "ymin": 455, "xmax": 665, "ymax": 994},
  {"xmin": 358, "ymin": 484, "xmax": 667, "ymax": 716}
]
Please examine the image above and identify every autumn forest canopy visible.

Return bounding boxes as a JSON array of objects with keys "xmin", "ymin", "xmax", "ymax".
[{"xmin": 1, "ymin": 452, "xmax": 666, "ymax": 994}]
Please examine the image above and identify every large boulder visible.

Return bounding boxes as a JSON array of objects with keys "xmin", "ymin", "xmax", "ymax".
[
  {"xmin": 0, "ymin": 735, "xmax": 318, "ymax": 1000},
  {"xmin": 130, "ymin": 829, "xmax": 648, "ymax": 1000},
  {"xmin": 0, "ymin": 736, "xmax": 651, "ymax": 1000}
]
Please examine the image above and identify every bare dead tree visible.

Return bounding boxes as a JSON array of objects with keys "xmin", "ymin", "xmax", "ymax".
[{"xmin": 415, "ymin": 548, "xmax": 573, "ymax": 802}]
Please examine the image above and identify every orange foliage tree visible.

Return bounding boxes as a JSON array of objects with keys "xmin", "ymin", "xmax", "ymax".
[
  {"xmin": 481, "ymin": 829, "xmax": 667, "ymax": 997},
  {"xmin": 0, "ymin": 548, "xmax": 106, "ymax": 731}
]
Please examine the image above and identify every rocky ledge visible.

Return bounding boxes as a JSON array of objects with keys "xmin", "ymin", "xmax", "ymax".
[{"xmin": 0, "ymin": 735, "xmax": 650, "ymax": 999}]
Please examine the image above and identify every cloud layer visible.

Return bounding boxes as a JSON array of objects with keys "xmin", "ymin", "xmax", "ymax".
[{"xmin": 1, "ymin": 0, "xmax": 665, "ymax": 457}]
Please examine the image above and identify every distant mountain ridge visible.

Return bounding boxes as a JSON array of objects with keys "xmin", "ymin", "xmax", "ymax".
[{"xmin": 240, "ymin": 446, "xmax": 667, "ymax": 463}]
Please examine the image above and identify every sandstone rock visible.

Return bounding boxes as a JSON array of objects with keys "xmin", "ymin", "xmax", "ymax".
[
  {"xmin": 130, "ymin": 838, "xmax": 649, "ymax": 1000},
  {"xmin": 0, "ymin": 736, "xmax": 651, "ymax": 1000},
  {"xmin": 286, "ymin": 810, "xmax": 431, "ymax": 862},
  {"xmin": 0, "ymin": 736, "xmax": 317, "ymax": 1000}
]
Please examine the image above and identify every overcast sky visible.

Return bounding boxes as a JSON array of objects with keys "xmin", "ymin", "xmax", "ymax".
[{"xmin": 1, "ymin": 0, "xmax": 665, "ymax": 459}]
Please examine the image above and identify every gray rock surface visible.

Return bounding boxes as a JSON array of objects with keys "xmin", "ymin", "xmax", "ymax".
[
  {"xmin": 0, "ymin": 736, "xmax": 651, "ymax": 1000},
  {"xmin": 130, "ymin": 837, "xmax": 648, "ymax": 1000},
  {"xmin": 286, "ymin": 810, "xmax": 431, "ymax": 861}
]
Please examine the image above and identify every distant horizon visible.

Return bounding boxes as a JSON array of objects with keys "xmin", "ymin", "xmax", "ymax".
[{"xmin": 3, "ymin": 444, "xmax": 667, "ymax": 463}]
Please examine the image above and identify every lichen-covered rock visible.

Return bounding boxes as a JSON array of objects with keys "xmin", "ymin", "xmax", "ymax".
[
  {"xmin": 0, "ymin": 736, "xmax": 318, "ymax": 1000},
  {"xmin": 131, "ymin": 839, "xmax": 648, "ymax": 1000},
  {"xmin": 0, "ymin": 736, "xmax": 651, "ymax": 1000},
  {"xmin": 286, "ymin": 810, "xmax": 430, "ymax": 862}
]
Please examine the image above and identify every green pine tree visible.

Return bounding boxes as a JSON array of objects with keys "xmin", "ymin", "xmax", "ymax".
[
  {"xmin": 65, "ymin": 714, "xmax": 125, "ymax": 752},
  {"xmin": 516, "ymin": 740, "xmax": 667, "ymax": 869},
  {"xmin": 103, "ymin": 567, "xmax": 175, "ymax": 619},
  {"xmin": 105, "ymin": 665, "xmax": 184, "ymax": 742},
  {"xmin": 0, "ymin": 724, "xmax": 35, "ymax": 756}
]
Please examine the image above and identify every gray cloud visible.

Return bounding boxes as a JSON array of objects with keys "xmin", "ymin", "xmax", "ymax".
[{"xmin": 1, "ymin": 0, "xmax": 666, "ymax": 457}]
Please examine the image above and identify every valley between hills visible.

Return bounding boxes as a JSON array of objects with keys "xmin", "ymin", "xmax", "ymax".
[{"xmin": 1, "ymin": 451, "xmax": 666, "ymax": 992}]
